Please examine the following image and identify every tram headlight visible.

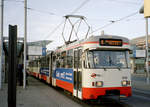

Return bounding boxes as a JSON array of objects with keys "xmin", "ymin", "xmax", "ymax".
[
  {"xmin": 122, "ymin": 81, "xmax": 127, "ymax": 86},
  {"xmin": 96, "ymin": 81, "xmax": 103, "ymax": 87},
  {"xmin": 121, "ymin": 80, "xmax": 130, "ymax": 86}
]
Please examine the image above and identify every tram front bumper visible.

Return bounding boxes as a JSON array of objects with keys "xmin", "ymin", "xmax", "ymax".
[{"xmin": 82, "ymin": 86, "xmax": 132, "ymax": 100}]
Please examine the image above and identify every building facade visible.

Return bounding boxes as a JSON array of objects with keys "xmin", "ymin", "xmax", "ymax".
[{"xmin": 130, "ymin": 35, "xmax": 150, "ymax": 74}]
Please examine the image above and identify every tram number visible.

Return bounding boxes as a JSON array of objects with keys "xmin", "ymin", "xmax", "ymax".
[{"xmin": 100, "ymin": 39, "xmax": 122, "ymax": 46}]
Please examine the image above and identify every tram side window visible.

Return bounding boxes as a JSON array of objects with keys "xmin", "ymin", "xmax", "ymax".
[
  {"xmin": 46, "ymin": 57, "xmax": 49, "ymax": 67},
  {"xmin": 67, "ymin": 49, "xmax": 73, "ymax": 68},
  {"xmin": 40, "ymin": 59, "xmax": 42, "ymax": 67},
  {"xmin": 33, "ymin": 62, "xmax": 35, "ymax": 67},
  {"xmin": 79, "ymin": 49, "xmax": 82, "ymax": 69},
  {"xmin": 74, "ymin": 49, "xmax": 82, "ymax": 68},
  {"xmin": 42, "ymin": 57, "xmax": 49, "ymax": 68},
  {"xmin": 74, "ymin": 51, "xmax": 78, "ymax": 68},
  {"xmin": 41, "ymin": 58, "xmax": 45, "ymax": 68},
  {"xmin": 29, "ymin": 62, "xmax": 32, "ymax": 67},
  {"xmin": 33, "ymin": 61, "xmax": 36, "ymax": 67},
  {"xmin": 33, "ymin": 61, "xmax": 38, "ymax": 67},
  {"xmin": 39, "ymin": 59, "xmax": 41, "ymax": 67},
  {"xmin": 61, "ymin": 51, "xmax": 66, "ymax": 68},
  {"xmin": 30, "ymin": 62, "xmax": 33, "ymax": 67},
  {"xmin": 83, "ymin": 52, "xmax": 87, "ymax": 68},
  {"xmin": 52, "ymin": 55, "xmax": 56, "ymax": 67},
  {"xmin": 49, "ymin": 56, "xmax": 52, "ymax": 68},
  {"xmin": 56, "ymin": 53, "xmax": 60, "ymax": 68}
]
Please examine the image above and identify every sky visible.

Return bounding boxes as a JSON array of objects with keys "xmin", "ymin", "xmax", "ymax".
[{"xmin": 3, "ymin": 0, "xmax": 150, "ymax": 50}]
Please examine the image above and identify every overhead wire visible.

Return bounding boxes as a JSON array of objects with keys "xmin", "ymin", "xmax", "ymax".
[
  {"xmin": 88, "ymin": 17, "xmax": 144, "ymax": 22},
  {"xmin": 4, "ymin": 0, "xmax": 24, "ymax": 3},
  {"xmin": 114, "ymin": 11, "xmax": 139, "ymax": 22},
  {"xmin": 5, "ymin": 0, "xmax": 141, "ymax": 41},
  {"xmin": 43, "ymin": 20, "xmax": 64, "ymax": 40},
  {"xmin": 27, "ymin": 7, "xmax": 56, "ymax": 16},
  {"xmin": 70, "ymin": 0, "xmax": 91, "ymax": 14},
  {"xmin": 34, "ymin": 0, "xmax": 143, "ymax": 41},
  {"xmin": 4, "ymin": 0, "xmax": 57, "ymax": 16},
  {"xmin": 69, "ymin": 0, "xmax": 91, "ymax": 39},
  {"xmin": 105, "ymin": 0, "xmax": 141, "ymax": 5},
  {"xmin": 87, "ymin": 0, "xmax": 144, "ymax": 35},
  {"xmin": 43, "ymin": 0, "xmax": 91, "ymax": 40},
  {"xmin": 4, "ymin": 0, "xmax": 58, "ymax": 16},
  {"xmin": 90, "ymin": 11, "xmax": 139, "ymax": 34},
  {"xmin": 125, "ymin": 18, "xmax": 144, "ymax": 21},
  {"xmin": 4, "ymin": 0, "xmax": 63, "ymax": 42}
]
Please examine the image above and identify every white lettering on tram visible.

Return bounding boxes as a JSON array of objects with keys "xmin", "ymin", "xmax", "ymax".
[{"xmin": 66, "ymin": 72, "xmax": 72, "ymax": 76}]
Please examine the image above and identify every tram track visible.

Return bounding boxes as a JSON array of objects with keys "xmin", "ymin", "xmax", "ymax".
[
  {"xmin": 49, "ymin": 83, "xmax": 132, "ymax": 107},
  {"xmin": 29, "ymin": 76, "xmax": 133, "ymax": 107}
]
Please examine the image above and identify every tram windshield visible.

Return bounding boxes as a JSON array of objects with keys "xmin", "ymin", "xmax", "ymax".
[{"xmin": 87, "ymin": 50, "xmax": 129, "ymax": 69}]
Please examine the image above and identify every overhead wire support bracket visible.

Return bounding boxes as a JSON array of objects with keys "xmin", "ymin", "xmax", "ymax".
[
  {"xmin": 62, "ymin": 15, "xmax": 90, "ymax": 45},
  {"xmin": 61, "ymin": 18, "xmax": 67, "ymax": 44},
  {"xmin": 82, "ymin": 18, "xmax": 90, "ymax": 39},
  {"xmin": 67, "ymin": 18, "xmax": 80, "ymax": 42},
  {"xmin": 64, "ymin": 15, "xmax": 85, "ymax": 19}
]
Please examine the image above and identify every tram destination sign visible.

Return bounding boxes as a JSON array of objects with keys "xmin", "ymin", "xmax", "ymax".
[{"xmin": 100, "ymin": 39, "xmax": 122, "ymax": 46}]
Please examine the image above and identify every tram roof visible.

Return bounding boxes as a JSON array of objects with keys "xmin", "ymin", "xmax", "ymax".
[
  {"xmin": 55, "ymin": 35, "xmax": 129, "ymax": 52},
  {"xmin": 85, "ymin": 35, "xmax": 129, "ymax": 43}
]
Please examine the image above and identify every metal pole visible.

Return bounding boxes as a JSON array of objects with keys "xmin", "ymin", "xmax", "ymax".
[
  {"xmin": 0, "ymin": 0, "xmax": 4, "ymax": 90},
  {"xmin": 8, "ymin": 25, "xmax": 17, "ymax": 107},
  {"xmin": 23, "ymin": 0, "xmax": 27, "ymax": 89},
  {"xmin": 146, "ymin": 18, "xmax": 149, "ymax": 84}
]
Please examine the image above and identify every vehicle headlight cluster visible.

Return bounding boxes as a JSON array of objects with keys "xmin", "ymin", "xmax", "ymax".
[
  {"xmin": 121, "ymin": 80, "xmax": 130, "ymax": 86},
  {"xmin": 96, "ymin": 81, "xmax": 103, "ymax": 87}
]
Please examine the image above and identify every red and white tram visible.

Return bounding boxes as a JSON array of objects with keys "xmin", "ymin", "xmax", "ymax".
[{"xmin": 29, "ymin": 35, "xmax": 132, "ymax": 100}]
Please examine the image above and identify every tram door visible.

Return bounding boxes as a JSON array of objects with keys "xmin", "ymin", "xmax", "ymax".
[
  {"xmin": 49, "ymin": 52, "xmax": 53, "ymax": 84},
  {"xmin": 73, "ymin": 49, "xmax": 82, "ymax": 99}
]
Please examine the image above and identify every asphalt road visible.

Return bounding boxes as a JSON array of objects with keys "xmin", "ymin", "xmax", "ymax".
[{"xmin": 16, "ymin": 76, "xmax": 150, "ymax": 107}]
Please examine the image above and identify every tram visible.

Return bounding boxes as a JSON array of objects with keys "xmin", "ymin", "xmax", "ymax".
[{"xmin": 29, "ymin": 35, "xmax": 132, "ymax": 100}]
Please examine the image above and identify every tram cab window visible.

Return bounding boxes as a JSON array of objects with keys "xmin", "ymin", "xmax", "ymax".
[
  {"xmin": 87, "ymin": 51, "xmax": 95, "ymax": 68},
  {"xmin": 86, "ymin": 50, "xmax": 129, "ymax": 69}
]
